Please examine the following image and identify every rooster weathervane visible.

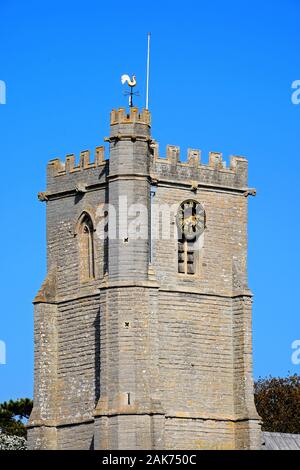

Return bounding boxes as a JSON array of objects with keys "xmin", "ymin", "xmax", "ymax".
[{"xmin": 121, "ymin": 74, "xmax": 139, "ymax": 107}]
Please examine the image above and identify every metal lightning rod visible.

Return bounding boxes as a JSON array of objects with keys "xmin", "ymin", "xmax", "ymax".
[{"xmin": 146, "ymin": 32, "xmax": 151, "ymax": 110}]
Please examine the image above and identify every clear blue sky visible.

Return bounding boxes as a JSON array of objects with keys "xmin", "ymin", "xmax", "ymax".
[{"xmin": 0, "ymin": 0, "xmax": 300, "ymax": 402}]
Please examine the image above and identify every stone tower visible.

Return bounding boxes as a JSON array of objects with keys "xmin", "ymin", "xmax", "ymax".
[{"xmin": 28, "ymin": 107, "xmax": 261, "ymax": 450}]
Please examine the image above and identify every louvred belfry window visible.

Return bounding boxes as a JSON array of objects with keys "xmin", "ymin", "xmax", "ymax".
[{"xmin": 177, "ymin": 200, "xmax": 205, "ymax": 275}]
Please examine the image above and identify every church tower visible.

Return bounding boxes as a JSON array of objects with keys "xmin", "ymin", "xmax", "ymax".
[{"xmin": 28, "ymin": 106, "xmax": 261, "ymax": 449}]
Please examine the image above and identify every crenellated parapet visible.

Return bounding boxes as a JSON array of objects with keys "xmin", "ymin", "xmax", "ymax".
[
  {"xmin": 150, "ymin": 142, "xmax": 250, "ymax": 190},
  {"xmin": 46, "ymin": 146, "xmax": 107, "ymax": 194},
  {"xmin": 110, "ymin": 107, "xmax": 151, "ymax": 126},
  {"xmin": 43, "ymin": 107, "xmax": 253, "ymax": 197},
  {"xmin": 47, "ymin": 146, "xmax": 105, "ymax": 177}
]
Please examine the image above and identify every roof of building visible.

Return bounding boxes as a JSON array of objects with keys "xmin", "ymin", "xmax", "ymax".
[{"xmin": 263, "ymin": 432, "xmax": 300, "ymax": 450}]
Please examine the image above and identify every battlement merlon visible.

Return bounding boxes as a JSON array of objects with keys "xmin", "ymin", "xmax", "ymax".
[
  {"xmin": 45, "ymin": 146, "xmax": 107, "ymax": 195},
  {"xmin": 110, "ymin": 107, "xmax": 151, "ymax": 127},
  {"xmin": 109, "ymin": 107, "xmax": 151, "ymax": 142},
  {"xmin": 47, "ymin": 146, "xmax": 105, "ymax": 177},
  {"xmin": 150, "ymin": 143, "xmax": 252, "ymax": 191}
]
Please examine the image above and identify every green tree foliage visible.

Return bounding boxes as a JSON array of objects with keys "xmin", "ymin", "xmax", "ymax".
[
  {"xmin": 0, "ymin": 398, "xmax": 33, "ymax": 437},
  {"xmin": 254, "ymin": 374, "xmax": 300, "ymax": 433}
]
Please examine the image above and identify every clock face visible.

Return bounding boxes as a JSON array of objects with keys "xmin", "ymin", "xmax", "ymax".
[{"xmin": 177, "ymin": 200, "xmax": 205, "ymax": 240}]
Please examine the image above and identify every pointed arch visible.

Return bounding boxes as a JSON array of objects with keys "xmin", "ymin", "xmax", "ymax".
[{"xmin": 76, "ymin": 211, "xmax": 95, "ymax": 282}]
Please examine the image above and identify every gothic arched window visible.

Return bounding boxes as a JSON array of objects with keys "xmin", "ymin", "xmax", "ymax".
[{"xmin": 78, "ymin": 212, "xmax": 95, "ymax": 282}]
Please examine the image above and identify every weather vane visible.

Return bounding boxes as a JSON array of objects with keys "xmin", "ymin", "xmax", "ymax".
[{"xmin": 121, "ymin": 74, "xmax": 139, "ymax": 107}]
